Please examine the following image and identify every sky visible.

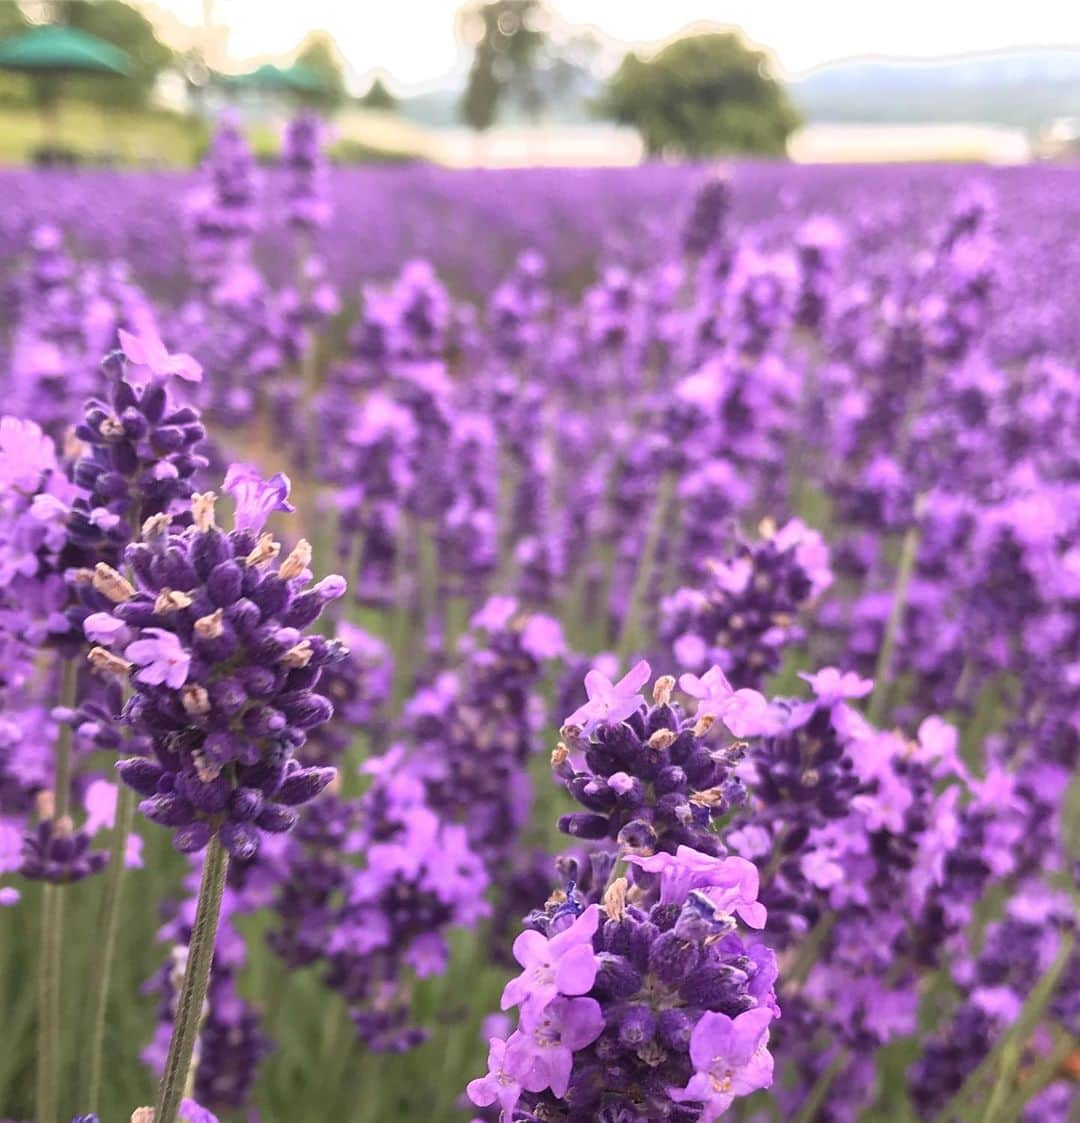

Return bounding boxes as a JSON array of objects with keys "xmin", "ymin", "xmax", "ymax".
[{"xmin": 147, "ymin": 0, "xmax": 1080, "ymax": 89}]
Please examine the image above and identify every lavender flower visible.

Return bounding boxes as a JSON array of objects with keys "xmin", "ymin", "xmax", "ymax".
[
  {"xmin": 90, "ymin": 476, "xmax": 346, "ymax": 859},
  {"xmin": 556, "ymin": 662, "xmax": 764, "ymax": 857},
  {"xmin": 469, "ymin": 843, "xmax": 778, "ymax": 1122},
  {"xmin": 662, "ymin": 519, "xmax": 832, "ymax": 688}
]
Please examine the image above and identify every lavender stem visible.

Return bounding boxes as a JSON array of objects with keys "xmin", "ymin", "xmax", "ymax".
[
  {"xmin": 868, "ymin": 493, "xmax": 926, "ymax": 726},
  {"xmin": 618, "ymin": 469, "xmax": 676, "ymax": 660},
  {"xmin": 80, "ymin": 782, "xmax": 137, "ymax": 1113},
  {"xmin": 154, "ymin": 837, "xmax": 229, "ymax": 1123},
  {"xmin": 36, "ymin": 655, "xmax": 78, "ymax": 1123}
]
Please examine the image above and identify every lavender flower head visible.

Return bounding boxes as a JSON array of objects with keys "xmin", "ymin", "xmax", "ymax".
[
  {"xmin": 88, "ymin": 470, "xmax": 346, "ymax": 859},
  {"xmin": 470, "ymin": 844, "xmax": 778, "ymax": 1122},
  {"xmin": 282, "ymin": 112, "xmax": 331, "ymax": 230},
  {"xmin": 556, "ymin": 661, "xmax": 766, "ymax": 859},
  {"xmin": 663, "ymin": 518, "xmax": 832, "ymax": 688}
]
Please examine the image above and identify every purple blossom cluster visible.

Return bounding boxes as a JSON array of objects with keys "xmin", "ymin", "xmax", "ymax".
[
  {"xmin": 471, "ymin": 861, "xmax": 777, "ymax": 1123},
  {"xmin": 662, "ymin": 519, "xmax": 832, "ymax": 688},
  {"xmin": 0, "ymin": 122, "xmax": 1078, "ymax": 1123},
  {"xmin": 87, "ymin": 467, "xmax": 346, "ymax": 859}
]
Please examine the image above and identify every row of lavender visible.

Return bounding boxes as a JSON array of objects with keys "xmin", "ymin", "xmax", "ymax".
[
  {"xmin": 0, "ymin": 114, "xmax": 1076, "ymax": 1123},
  {"xmin": 3, "ymin": 162, "xmax": 1080, "ymax": 365}
]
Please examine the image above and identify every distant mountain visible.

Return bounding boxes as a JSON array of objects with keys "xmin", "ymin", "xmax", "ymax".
[
  {"xmin": 791, "ymin": 48, "xmax": 1080, "ymax": 130},
  {"xmin": 398, "ymin": 59, "xmax": 603, "ymax": 129},
  {"xmin": 395, "ymin": 46, "xmax": 1080, "ymax": 133},
  {"xmin": 398, "ymin": 86, "xmax": 463, "ymax": 129}
]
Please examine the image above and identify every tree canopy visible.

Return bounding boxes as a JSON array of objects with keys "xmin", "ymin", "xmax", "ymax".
[
  {"xmin": 57, "ymin": 0, "xmax": 172, "ymax": 107},
  {"xmin": 458, "ymin": 0, "xmax": 547, "ymax": 131},
  {"xmin": 0, "ymin": 1, "xmax": 29, "ymax": 105},
  {"xmin": 359, "ymin": 76, "xmax": 396, "ymax": 111},
  {"xmin": 602, "ymin": 31, "xmax": 800, "ymax": 158},
  {"xmin": 294, "ymin": 30, "xmax": 346, "ymax": 110}
]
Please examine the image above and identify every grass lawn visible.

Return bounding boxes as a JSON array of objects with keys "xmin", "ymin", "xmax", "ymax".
[
  {"xmin": 0, "ymin": 101, "xmax": 210, "ymax": 165},
  {"xmin": 0, "ymin": 101, "xmax": 425, "ymax": 168}
]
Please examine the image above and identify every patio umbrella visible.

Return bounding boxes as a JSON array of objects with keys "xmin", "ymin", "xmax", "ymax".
[
  {"xmin": 0, "ymin": 24, "xmax": 132, "ymax": 75},
  {"xmin": 0, "ymin": 24, "xmax": 133, "ymax": 153}
]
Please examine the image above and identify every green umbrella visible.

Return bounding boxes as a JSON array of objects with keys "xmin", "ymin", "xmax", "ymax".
[
  {"xmin": 0, "ymin": 25, "xmax": 133, "ymax": 157},
  {"xmin": 0, "ymin": 24, "xmax": 132, "ymax": 75}
]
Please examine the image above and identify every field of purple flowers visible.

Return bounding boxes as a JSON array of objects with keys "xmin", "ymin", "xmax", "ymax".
[{"xmin": 0, "ymin": 114, "xmax": 1077, "ymax": 1123}]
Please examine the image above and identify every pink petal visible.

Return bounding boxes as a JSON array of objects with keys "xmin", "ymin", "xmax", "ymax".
[
  {"xmin": 553, "ymin": 943, "xmax": 597, "ymax": 996},
  {"xmin": 117, "ymin": 328, "xmax": 146, "ymax": 365},
  {"xmin": 511, "ymin": 928, "xmax": 548, "ymax": 970},
  {"xmin": 617, "ymin": 659, "xmax": 652, "ymax": 693}
]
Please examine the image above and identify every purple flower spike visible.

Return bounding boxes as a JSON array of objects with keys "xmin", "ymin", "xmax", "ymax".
[
  {"xmin": 220, "ymin": 820, "xmax": 260, "ymax": 860},
  {"xmin": 0, "ymin": 416, "xmax": 57, "ymax": 490},
  {"xmin": 223, "ymin": 463, "xmax": 295, "ymax": 533},
  {"xmin": 96, "ymin": 476, "xmax": 345, "ymax": 857},
  {"xmin": 799, "ymin": 666, "xmax": 874, "ymax": 704},
  {"xmin": 174, "ymin": 821, "xmax": 214, "ymax": 854}
]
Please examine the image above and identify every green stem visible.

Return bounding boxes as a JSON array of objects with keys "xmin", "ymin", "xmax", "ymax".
[
  {"xmin": 36, "ymin": 655, "xmax": 79, "ymax": 1123},
  {"xmin": 36, "ymin": 884, "xmax": 62, "ymax": 1123},
  {"xmin": 53, "ymin": 657, "xmax": 78, "ymax": 820},
  {"xmin": 389, "ymin": 511, "xmax": 418, "ymax": 712},
  {"xmin": 982, "ymin": 936, "xmax": 1076, "ymax": 1123},
  {"xmin": 930, "ymin": 931, "xmax": 1075, "ymax": 1123},
  {"xmin": 80, "ymin": 783, "xmax": 138, "ymax": 1112},
  {"xmin": 995, "ymin": 1030, "xmax": 1076, "ymax": 1123},
  {"xmin": 868, "ymin": 494, "xmax": 926, "ymax": 726},
  {"xmin": 154, "ymin": 837, "xmax": 230, "ymax": 1123},
  {"xmin": 786, "ymin": 912, "xmax": 836, "ymax": 988},
  {"xmin": 496, "ymin": 441, "xmax": 518, "ymax": 583},
  {"xmin": 793, "ymin": 1049, "xmax": 848, "ymax": 1123},
  {"xmin": 617, "ymin": 469, "xmax": 676, "ymax": 660},
  {"xmin": 416, "ymin": 518, "xmax": 440, "ymax": 640}
]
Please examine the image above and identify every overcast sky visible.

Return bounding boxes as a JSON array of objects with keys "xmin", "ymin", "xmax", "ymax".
[{"xmin": 147, "ymin": 0, "xmax": 1080, "ymax": 88}]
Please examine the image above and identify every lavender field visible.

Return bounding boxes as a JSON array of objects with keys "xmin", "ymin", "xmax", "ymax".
[{"xmin": 0, "ymin": 116, "xmax": 1077, "ymax": 1123}]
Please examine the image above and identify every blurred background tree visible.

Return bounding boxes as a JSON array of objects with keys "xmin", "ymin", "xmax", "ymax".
[
  {"xmin": 359, "ymin": 75, "xmax": 397, "ymax": 111},
  {"xmin": 0, "ymin": 0, "xmax": 29, "ymax": 106},
  {"xmin": 602, "ymin": 31, "xmax": 800, "ymax": 157},
  {"xmin": 459, "ymin": 0, "xmax": 548, "ymax": 132},
  {"xmin": 0, "ymin": 2, "xmax": 28, "ymax": 39},
  {"xmin": 293, "ymin": 30, "xmax": 346, "ymax": 111},
  {"xmin": 57, "ymin": 0, "xmax": 172, "ymax": 107}
]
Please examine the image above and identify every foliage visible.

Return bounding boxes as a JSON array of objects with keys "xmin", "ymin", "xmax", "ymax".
[
  {"xmin": 0, "ymin": 102, "xmax": 206, "ymax": 165},
  {"xmin": 57, "ymin": 0, "xmax": 173, "ymax": 108},
  {"xmin": 603, "ymin": 30, "xmax": 801, "ymax": 157},
  {"xmin": 330, "ymin": 137, "xmax": 422, "ymax": 165},
  {"xmin": 0, "ymin": 0, "xmax": 29, "ymax": 106},
  {"xmin": 293, "ymin": 30, "xmax": 347, "ymax": 111},
  {"xmin": 358, "ymin": 76, "xmax": 397, "ymax": 111},
  {"xmin": 458, "ymin": 0, "xmax": 548, "ymax": 131}
]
